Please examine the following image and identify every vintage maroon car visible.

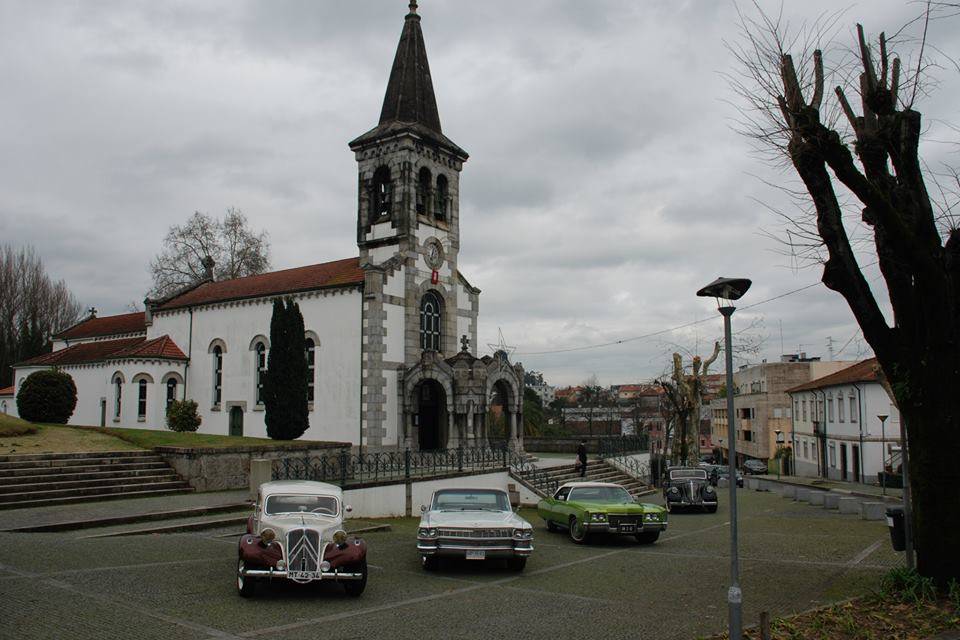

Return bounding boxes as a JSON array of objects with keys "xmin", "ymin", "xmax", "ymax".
[{"xmin": 238, "ymin": 480, "xmax": 367, "ymax": 597}]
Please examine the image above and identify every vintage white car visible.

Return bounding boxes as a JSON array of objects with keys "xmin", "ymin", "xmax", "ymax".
[
  {"xmin": 416, "ymin": 487, "xmax": 534, "ymax": 571},
  {"xmin": 237, "ymin": 480, "xmax": 367, "ymax": 597}
]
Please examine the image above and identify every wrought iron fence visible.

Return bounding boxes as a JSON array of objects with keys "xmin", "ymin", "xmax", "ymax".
[
  {"xmin": 598, "ymin": 435, "xmax": 649, "ymax": 459},
  {"xmin": 504, "ymin": 451, "xmax": 559, "ymax": 496},
  {"xmin": 272, "ymin": 446, "xmax": 512, "ymax": 486}
]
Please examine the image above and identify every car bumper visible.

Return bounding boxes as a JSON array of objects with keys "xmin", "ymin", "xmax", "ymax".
[
  {"xmin": 583, "ymin": 522, "xmax": 668, "ymax": 533},
  {"xmin": 666, "ymin": 499, "xmax": 718, "ymax": 507},
  {"xmin": 239, "ymin": 567, "xmax": 365, "ymax": 581},
  {"xmin": 417, "ymin": 541, "xmax": 533, "ymax": 558}
]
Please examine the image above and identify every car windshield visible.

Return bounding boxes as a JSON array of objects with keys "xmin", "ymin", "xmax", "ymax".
[
  {"xmin": 264, "ymin": 494, "xmax": 339, "ymax": 516},
  {"xmin": 670, "ymin": 469, "xmax": 708, "ymax": 480},
  {"xmin": 568, "ymin": 486, "xmax": 633, "ymax": 504},
  {"xmin": 432, "ymin": 489, "xmax": 510, "ymax": 511}
]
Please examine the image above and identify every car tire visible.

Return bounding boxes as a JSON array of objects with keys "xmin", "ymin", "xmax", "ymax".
[
  {"xmin": 568, "ymin": 516, "xmax": 590, "ymax": 544},
  {"xmin": 422, "ymin": 555, "xmax": 438, "ymax": 572},
  {"xmin": 706, "ymin": 505, "xmax": 718, "ymax": 514},
  {"xmin": 237, "ymin": 558, "xmax": 256, "ymax": 598},
  {"xmin": 635, "ymin": 531, "xmax": 660, "ymax": 544},
  {"xmin": 342, "ymin": 558, "xmax": 368, "ymax": 597},
  {"xmin": 508, "ymin": 557, "xmax": 527, "ymax": 572},
  {"xmin": 546, "ymin": 520, "xmax": 559, "ymax": 533}
]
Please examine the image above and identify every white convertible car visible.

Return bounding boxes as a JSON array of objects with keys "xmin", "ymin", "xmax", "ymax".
[{"xmin": 416, "ymin": 487, "xmax": 534, "ymax": 571}]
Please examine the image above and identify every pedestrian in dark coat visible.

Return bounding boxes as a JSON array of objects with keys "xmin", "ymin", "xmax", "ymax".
[{"xmin": 576, "ymin": 440, "xmax": 588, "ymax": 478}]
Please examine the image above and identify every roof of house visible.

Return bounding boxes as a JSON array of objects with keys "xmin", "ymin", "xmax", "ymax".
[
  {"xmin": 54, "ymin": 311, "xmax": 146, "ymax": 340},
  {"xmin": 156, "ymin": 257, "xmax": 364, "ymax": 311},
  {"xmin": 17, "ymin": 335, "xmax": 187, "ymax": 367},
  {"xmin": 618, "ymin": 384, "xmax": 662, "ymax": 394},
  {"xmin": 0, "ymin": 386, "xmax": 13, "ymax": 396},
  {"xmin": 786, "ymin": 358, "xmax": 881, "ymax": 393}
]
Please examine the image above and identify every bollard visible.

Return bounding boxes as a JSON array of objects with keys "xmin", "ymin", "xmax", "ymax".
[
  {"xmin": 746, "ymin": 478, "xmax": 760, "ymax": 491},
  {"xmin": 794, "ymin": 488, "xmax": 811, "ymax": 502},
  {"xmin": 779, "ymin": 484, "xmax": 797, "ymax": 499},
  {"xmin": 808, "ymin": 491, "xmax": 826, "ymax": 506},
  {"xmin": 823, "ymin": 493, "xmax": 841, "ymax": 509},
  {"xmin": 860, "ymin": 502, "xmax": 886, "ymax": 521},
  {"xmin": 838, "ymin": 497, "xmax": 861, "ymax": 514}
]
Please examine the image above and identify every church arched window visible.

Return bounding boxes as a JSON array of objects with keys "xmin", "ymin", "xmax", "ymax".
[
  {"xmin": 420, "ymin": 290, "xmax": 443, "ymax": 352},
  {"xmin": 372, "ymin": 166, "xmax": 392, "ymax": 218},
  {"xmin": 255, "ymin": 341, "xmax": 267, "ymax": 405},
  {"xmin": 416, "ymin": 167, "xmax": 432, "ymax": 215},
  {"xmin": 305, "ymin": 338, "xmax": 316, "ymax": 403},
  {"xmin": 434, "ymin": 174, "xmax": 448, "ymax": 220},
  {"xmin": 212, "ymin": 345, "xmax": 223, "ymax": 406},
  {"xmin": 137, "ymin": 379, "xmax": 148, "ymax": 420},
  {"xmin": 166, "ymin": 378, "xmax": 178, "ymax": 410},
  {"xmin": 112, "ymin": 374, "xmax": 123, "ymax": 419}
]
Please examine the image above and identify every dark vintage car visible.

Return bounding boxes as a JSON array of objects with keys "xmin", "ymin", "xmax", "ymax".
[
  {"xmin": 662, "ymin": 466, "xmax": 718, "ymax": 513},
  {"xmin": 742, "ymin": 459, "xmax": 769, "ymax": 475},
  {"xmin": 709, "ymin": 465, "xmax": 744, "ymax": 488}
]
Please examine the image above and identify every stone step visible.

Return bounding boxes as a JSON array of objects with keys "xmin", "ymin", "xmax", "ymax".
[
  {"xmin": 0, "ymin": 450, "xmax": 153, "ymax": 463},
  {"xmin": 0, "ymin": 487, "xmax": 196, "ymax": 510},
  {"xmin": 0, "ymin": 480, "xmax": 193, "ymax": 505},
  {"xmin": 0, "ymin": 455, "xmax": 165, "ymax": 472},
  {"xmin": 0, "ymin": 473, "xmax": 180, "ymax": 495},
  {"xmin": 0, "ymin": 460, "xmax": 169, "ymax": 484}
]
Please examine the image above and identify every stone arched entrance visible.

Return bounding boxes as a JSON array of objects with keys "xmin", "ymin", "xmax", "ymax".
[{"xmin": 415, "ymin": 379, "xmax": 447, "ymax": 451}]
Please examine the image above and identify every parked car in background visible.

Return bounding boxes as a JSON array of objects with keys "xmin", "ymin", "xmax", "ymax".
[
  {"xmin": 662, "ymin": 466, "xmax": 718, "ymax": 513},
  {"xmin": 417, "ymin": 487, "xmax": 533, "ymax": 571},
  {"xmin": 238, "ymin": 480, "xmax": 367, "ymax": 597},
  {"xmin": 537, "ymin": 482, "xmax": 667, "ymax": 545},
  {"xmin": 709, "ymin": 466, "xmax": 744, "ymax": 488},
  {"xmin": 742, "ymin": 459, "xmax": 769, "ymax": 475}
]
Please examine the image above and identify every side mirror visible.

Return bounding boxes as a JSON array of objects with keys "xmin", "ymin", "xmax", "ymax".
[
  {"xmin": 345, "ymin": 505, "xmax": 353, "ymax": 514},
  {"xmin": 420, "ymin": 504, "xmax": 427, "ymax": 513}
]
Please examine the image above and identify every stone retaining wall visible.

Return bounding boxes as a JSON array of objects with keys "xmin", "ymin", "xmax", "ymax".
[{"xmin": 158, "ymin": 442, "xmax": 348, "ymax": 492}]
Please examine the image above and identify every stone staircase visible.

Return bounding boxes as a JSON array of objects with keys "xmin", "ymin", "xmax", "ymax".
[
  {"xmin": 0, "ymin": 450, "xmax": 194, "ymax": 509},
  {"xmin": 513, "ymin": 459, "xmax": 651, "ymax": 499}
]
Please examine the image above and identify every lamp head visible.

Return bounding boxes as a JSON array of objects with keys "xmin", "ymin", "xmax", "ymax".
[
  {"xmin": 697, "ymin": 277, "xmax": 752, "ymax": 309},
  {"xmin": 877, "ymin": 413, "xmax": 888, "ymax": 422}
]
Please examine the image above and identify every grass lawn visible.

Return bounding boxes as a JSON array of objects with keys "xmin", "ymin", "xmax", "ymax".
[
  {"xmin": 0, "ymin": 414, "xmax": 141, "ymax": 455},
  {"xmin": 74, "ymin": 425, "xmax": 342, "ymax": 450}
]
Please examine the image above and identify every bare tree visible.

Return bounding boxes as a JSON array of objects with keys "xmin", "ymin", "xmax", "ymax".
[
  {"xmin": 657, "ymin": 343, "xmax": 720, "ymax": 465},
  {"xmin": 730, "ymin": 3, "xmax": 960, "ymax": 585},
  {"xmin": 0, "ymin": 245, "xmax": 83, "ymax": 386},
  {"xmin": 149, "ymin": 208, "xmax": 270, "ymax": 298}
]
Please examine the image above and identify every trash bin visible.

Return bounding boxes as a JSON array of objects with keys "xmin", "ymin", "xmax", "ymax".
[{"xmin": 886, "ymin": 505, "xmax": 905, "ymax": 552}]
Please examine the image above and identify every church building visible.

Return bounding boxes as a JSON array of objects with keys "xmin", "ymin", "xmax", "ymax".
[{"xmin": 6, "ymin": 3, "xmax": 525, "ymax": 452}]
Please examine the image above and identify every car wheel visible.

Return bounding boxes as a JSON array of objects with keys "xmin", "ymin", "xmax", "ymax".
[
  {"xmin": 707, "ymin": 504, "xmax": 718, "ymax": 513},
  {"xmin": 635, "ymin": 531, "xmax": 660, "ymax": 544},
  {"xmin": 568, "ymin": 517, "xmax": 590, "ymax": 544},
  {"xmin": 546, "ymin": 520, "xmax": 559, "ymax": 533},
  {"xmin": 422, "ymin": 555, "xmax": 438, "ymax": 572},
  {"xmin": 237, "ymin": 558, "xmax": 256, "ymax": 598},
  {"xmin": 508, "ymin": 557, "xmax": 527, "ymax": 572},
  {"xmin": 342, "ymin": 558, "xmax": 368, "ymax": 597}
]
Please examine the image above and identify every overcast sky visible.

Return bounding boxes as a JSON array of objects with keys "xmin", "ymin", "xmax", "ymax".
[{"xmin": 2, "ymin": 1, "xmax": 957, "ymax": 386}]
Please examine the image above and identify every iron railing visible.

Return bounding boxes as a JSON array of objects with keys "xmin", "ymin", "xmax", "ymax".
[
  {"xmin": 598, "ymin": 434, "xmax": 649, "ymax": 459},
  {"xmin": 273, "ymin": 446, "xmax": 512, "ymax": 486}
]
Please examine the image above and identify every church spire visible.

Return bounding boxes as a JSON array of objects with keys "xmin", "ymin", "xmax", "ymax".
[{"xmin": 378, "ymin": 0, "xmax": 442, "ymax": 133}]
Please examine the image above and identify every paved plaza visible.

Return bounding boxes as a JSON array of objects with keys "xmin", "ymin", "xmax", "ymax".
[{"xmin": 0, "ymin": 488, "xmax": 902, "ymax": 640}]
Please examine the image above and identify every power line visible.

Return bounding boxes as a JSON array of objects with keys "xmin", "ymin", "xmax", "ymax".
[{"xmin": 515, "ymin": 281, "xmax": 823, "ymax": 356}]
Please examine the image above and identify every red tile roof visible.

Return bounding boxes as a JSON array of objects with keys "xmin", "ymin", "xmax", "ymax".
[
  {"xmin": 17, "ymin": 335, "xmax": 186, "ymax": 367},
  {"xmin": 0, "ymin": 386, "xmax": 13, "ymax": 396},
  {"xmin": 786, "ymin": 358, "xmax": 881, "ymax": 393},
  {"xmin": 55, "ymin": 312, "xmax": 146, "ymax": 340},
  {"xmin": 157, "ymin": 257, "xmax": 364, "ymax": 311}
]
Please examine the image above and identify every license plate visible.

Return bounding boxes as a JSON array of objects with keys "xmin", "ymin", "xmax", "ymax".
[
  {"xmin": 619, "ymin": 524, "xmax": 636, "ymax": 533},
  {"xmin": 465, "ymin": 549, "xmax": 486, "ymax": 560},
  {"xmin": 288, "ymin": 571, "xmax": 321, "ymax": 580}
]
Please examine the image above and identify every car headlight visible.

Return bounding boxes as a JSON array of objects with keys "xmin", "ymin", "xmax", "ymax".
[
  {"xmin": 333, "ymin": 530, "xmax": 348, "ymax": 545},
  {"xmin": 418, "ymin": 527, "xmax": 438, "ymax": 538},
  {"xmin": 513, "ymin": 528, "xmax": 533, "ymax": 539},
  {"xmin": 644, "ymin": 512, "xmax": 660, "ymax": 522},
  {"xmin": 669, "ymin": 486, "xmax": 679, "ymax": 494},
  {"xmin": 589, "ymin": 512, "xmax": 607, "ymax": 522},
  {"xmin": 705, "ymin": 486, "xmax": 715, "ymax": 494},
  {"xmin": 260, "ymin": 528, "xmax": 277, "ymax": 544}
]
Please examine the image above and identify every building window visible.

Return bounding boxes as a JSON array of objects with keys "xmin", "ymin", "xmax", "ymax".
[
  {"xmin": 838, "ymin": 394, "xmax": 845, "ymax": 422},
  {"xmin": 802, "ymin": 399, "xmax": 807, "ymax": 421},
  {"xmin": 113, "ymin": 376, "xmax": 122, "ymax": 418},
  {"xmin": 372, "ymin": 166, "xmax": 391, "ymax": 218},
  {"xmin": 255, "ymin": 342, "xmax": 267, "ymax": 405},
  {"xmin": 849, "ymin": 396, "xmax": 857, "ymax": 422},
  {"xmin": 420, "ymin": 291, "xmax": 443, "ymax": 352},
  {"xmin": 166, "ymin": 378, "xmax": 177, "ymax": 410},
  {"xmin": 305, "ymin": 338, "xmax": 316, "ymax": 403},
  {"xmin": 803, "ymin": 441, "xmax": 809, "ymax": 459},
  {"xmin": 743, "ymin": 430, "xmax": 753, "ymax": 442},
  {"xmin": 212, "ymin": 346, "xmax": 223, "ymax": 406},
  {"xmin": 827, "ymin": 397, "xmax": 834, "ymax": 422},
  {"xmin": 416, "ymin": 167, "xmax": 431, "ymax": 215},
  {"xmin": 829, "ymin": 443, "xmax": 837, "ymax": 467},
  {"xmin": 137, "ymin": 380, "xmax": 147, "ymax": 419},
  {"xmin": 434, "ymin": 175, "xmax": 448, "ymax": 220}
]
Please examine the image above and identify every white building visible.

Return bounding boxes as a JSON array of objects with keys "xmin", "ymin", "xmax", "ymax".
[
  {"xmin": 7, "ymin": 4, "xmax": 524, "ymax": 452},
  {"xmin": 787, "ymin": 358, "xmax": 901, "ymax": 483}
]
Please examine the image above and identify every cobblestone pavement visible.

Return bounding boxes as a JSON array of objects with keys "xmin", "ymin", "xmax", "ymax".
[
  {"xmin": 767, "ymin": 474, "xmax": 904, "ymax": 499},
  {"xmin": 0, "ymin": 489, "xmax": 902, "ymax": 640}
]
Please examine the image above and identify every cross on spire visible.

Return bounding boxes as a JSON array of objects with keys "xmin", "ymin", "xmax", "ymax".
[
  {"xmin": 460, "ymin": 334, "xmax": 470, "ymax": 353},
  {"xmin": 408, "ymin": 0, "xmax": 418, "ymax": 14}
]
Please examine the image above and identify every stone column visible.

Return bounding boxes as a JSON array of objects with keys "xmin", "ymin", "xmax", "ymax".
[
  {"xmin": 466, "ymin": 411, "xmax": 475, "ymax": 446},
  {"xmin": 404, "ymin": 411, "xmax": 415, "ymax": 450},
  {"xmin": 447, "ymin": 411, "xmax": 460, "ymax": 449},
  {"xmin": 509, "ymin": 410, "xmax": 519, "ymax": 451}
]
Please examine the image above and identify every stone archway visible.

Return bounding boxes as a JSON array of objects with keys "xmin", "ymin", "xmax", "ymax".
[{"xmin": 415, "ymin": 379, "xmax": 447, "ymax": 451}]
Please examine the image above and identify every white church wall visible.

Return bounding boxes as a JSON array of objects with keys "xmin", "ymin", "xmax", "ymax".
[
  {"xmin": 383, "ymin": 302, "xmax": 405, "ymax": 363},
  {"xmin": 457, "ymin": 314, "xmax": 471, "ymax": 344},
  {"xmin": 382, "ymin": 368, "xmax": 399, "ymax": 447},
  {"xmin": 367, "ymin": 245, "xmax": 397, "ymax": 265},
  {"xmin": 383, "ymin": 267, "xmax": 405, "ymax": 298},
  {"xmin": 368, "ymin": 221, "xmax": 396, "ymax": 241}
]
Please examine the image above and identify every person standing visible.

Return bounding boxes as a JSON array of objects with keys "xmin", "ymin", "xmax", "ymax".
[{"xmin": 576, "ymin": 440, "xmax": 588, "ymax": 478}]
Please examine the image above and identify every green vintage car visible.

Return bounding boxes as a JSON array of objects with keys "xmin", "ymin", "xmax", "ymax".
[{"xmin": 537, "ymin": 482, "xmax": 667, "ymax": 545}]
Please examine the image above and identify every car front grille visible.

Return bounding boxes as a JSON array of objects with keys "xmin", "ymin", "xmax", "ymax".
[
  {"xmin": 286, "ymin": 528, "xmax": 321, "ymax": 573},
  {"xmin": 608, "ymin": 515, "xmax": 640, "ymax": 527},
  {"xmin": 437, "ymin": 528, "xmax": 513, "ymax": 538}
]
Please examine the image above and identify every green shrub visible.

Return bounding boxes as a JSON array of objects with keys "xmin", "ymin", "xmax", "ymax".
[
  {"xmin": 0, "ymin": 422, "xmax": 39, "ymax": 437},
  {"xmin": 948, "ymin": 579, "xmax": 960, "ymax": 613},
  {"xmin": 16, "ymin": 370, "xmax": 77, "ymax": 424},
  {"xmin": 166, "ymin": 399, "xmax": 202, "ymax": 432},
  {"xmin": 879, "ymin": 567, "xmax": 938, "ymax": 604}
]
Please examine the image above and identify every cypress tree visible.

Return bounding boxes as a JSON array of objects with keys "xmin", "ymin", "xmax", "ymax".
[{"xmin": 263, "ymin": 298, "xmax": 309, "ymax": 440}]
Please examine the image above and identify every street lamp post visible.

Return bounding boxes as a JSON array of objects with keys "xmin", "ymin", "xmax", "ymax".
[
  {"xmin": 775, "ymin": 429, "xmax": 784, "ymax": 480},
  {"xmin": 877, "ymin": 414, "xmax": 888, "ymax": 496},
  {"xmin": 698, "ymin": 276, "xmax": 752, "ymax": 640}
]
